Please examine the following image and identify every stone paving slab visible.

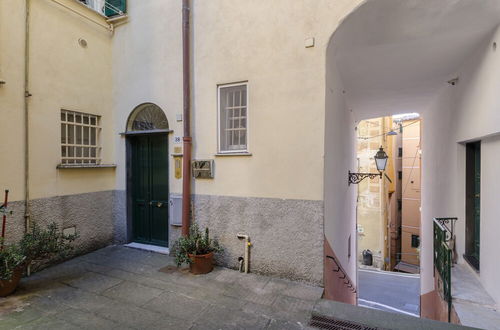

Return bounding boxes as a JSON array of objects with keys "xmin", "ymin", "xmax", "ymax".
[
  {"xmin": 62, "ymin": 271, "xmax": 123, "ymax": 294},
  {"xmin": 0, "ymin": 245, "xmax": 323, "ymax": 329}
]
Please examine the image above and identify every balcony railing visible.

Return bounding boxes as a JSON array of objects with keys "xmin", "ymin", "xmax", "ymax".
[
  {"xmin": 78, "ymin": 0, "xmax": 125, "ymax": 17},
  {"xmin": 433, "ymin": 217, "xmax": 458, "ymax": 322}
]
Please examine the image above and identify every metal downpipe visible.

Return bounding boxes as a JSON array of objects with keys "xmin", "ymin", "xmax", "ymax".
[
  {"xmin": 181, "ymin": 0, "xmax": 191, "ymax": 237},
  {"xmin": 24, "ymin": 0, "xmax": 31, "ymax": 232}
]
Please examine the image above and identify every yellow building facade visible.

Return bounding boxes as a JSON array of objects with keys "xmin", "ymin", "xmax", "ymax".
[
  {"xmin": 0, "ymin": 0, "xmax": 116, "ymax": 250},
  {"xmin": 3, "ymin": 1, "xmax": 500, "ymax": 323},
  {"xmin": 356, "ymin": 117, "xmax": 395, "ymax": 270}
]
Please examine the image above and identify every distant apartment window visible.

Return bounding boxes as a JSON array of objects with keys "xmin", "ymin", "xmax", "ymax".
[
  {"xmin": 398, "ymin": 171, "xmax": 403, "ymax": 180},
  {"xmin": 78, "ymin": 0, "xmax": 126, "ymax": 17},
  {"xmin": 411, "ymin": 234, "xmax": 420, "ymax": 248},
  {"xmin": 218, "ymin": 83, "xmax": 248, "ymax": 153},
  {"xmin": 61, "ymin": 110, "xmax": 101, "ymax": 165},
  {"xmin": 398, "ymin": 199, "xmax": 402, "ymax": 211},
  {"xmin": 398, "ymin": 147, "xmax": 403, "ymax": 157}
]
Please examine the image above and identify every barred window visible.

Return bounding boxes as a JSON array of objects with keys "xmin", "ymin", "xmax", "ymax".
[
  {"xmin": 218, "ymin": 83, "xmax": 248, "ymax": 153},
  {"xmin": 60, "ymin": 110, "xmax": 101, "ymax": 165}
]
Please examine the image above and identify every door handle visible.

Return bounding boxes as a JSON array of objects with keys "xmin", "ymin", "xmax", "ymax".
[{"xmin": 157, "ymin": 202, "xmax": 163, "ymax": 208}]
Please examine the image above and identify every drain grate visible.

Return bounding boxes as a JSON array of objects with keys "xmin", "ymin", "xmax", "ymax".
[{"xmin": 309, "ymin": 315, "xmax": 381, "ymax": 330}]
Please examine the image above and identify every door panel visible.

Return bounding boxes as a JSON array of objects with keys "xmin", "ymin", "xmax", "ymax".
[
  {"xmin": 130, "ymin": 134, "xmax": 169, "ymax": 247},
  {"xmin": 149, "ymin": 135, "xmax": 169, "ymax": 245}
]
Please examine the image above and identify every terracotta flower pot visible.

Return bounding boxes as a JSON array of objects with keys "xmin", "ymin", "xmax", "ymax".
[
  {"xmin": 0, "ymin": 267, "xmax": 23, "ymax": 297},
  {"xmin": 188, "ymin": 252, "xmax": 214, "ymax": 275}
]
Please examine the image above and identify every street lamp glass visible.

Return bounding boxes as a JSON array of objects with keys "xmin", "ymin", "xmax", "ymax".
[{"xmin": 374, "ymin": 146, "xmax": 388, "ymax": 172}]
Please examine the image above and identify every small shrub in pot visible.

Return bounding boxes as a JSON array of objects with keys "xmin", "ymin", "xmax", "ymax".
[{"xmin": 171, "ymin": 223, "xmax": 222, "ymax": 274}]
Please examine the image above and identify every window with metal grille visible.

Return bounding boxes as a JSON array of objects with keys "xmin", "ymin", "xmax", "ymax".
[
  {"xmin": 218, "ymin": 83, "xmax": 248, "ymax": 153},
  {"xmin": 60, "ymin": 110, "xmax": 101, "ymax": 165},
  {"xmin": 411, "ymin": 234, "xmax": 420, "ymax": 248}
]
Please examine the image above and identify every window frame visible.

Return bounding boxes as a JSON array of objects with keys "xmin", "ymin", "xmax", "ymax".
[
  {"xmin": 217, "ymin": 82, "xmax": 249, "ymax": 154},
  {"xmin": 60, "ymin": 109, "xmax": 102, "ymax": 165}
]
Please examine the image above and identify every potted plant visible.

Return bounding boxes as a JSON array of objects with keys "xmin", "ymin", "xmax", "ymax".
[
  {"xmin": 172, "ymin": 223, "xmax": 222, "ymax": 275},
  {"xmin": 0, "ymin": 222, "xmax": 77, "ymax": 297},
  {"xmin": 0, "ymin": 244, "xmax": 25, "ymax": 297}
]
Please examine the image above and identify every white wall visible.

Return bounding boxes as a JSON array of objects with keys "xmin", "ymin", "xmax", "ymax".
[
  {"xmin": 421, "ymin": 25, "xmax": 500, "ymax": 304},
  {"xmin": 420, "ymin": 88, "xmax": 457, "ymax": 295},
  {"xmin": 112, "ymin": 0, "xmax": 183, "ymax": 193},
  {"xmin": 452, "ymin": 26, "xmax": 500, "ymax": 305},
  {"xmin": 324, "ymin": 53, "xmax": 357, "ymax": 284}
]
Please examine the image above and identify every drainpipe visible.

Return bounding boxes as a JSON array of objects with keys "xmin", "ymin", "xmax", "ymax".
[
  {"xmin": 24, "ymin": 0, "xmax": 31, "ymax": 232},
  {"xmin": 181, "ymin": 0, "xmax": 191, "ymax": 237}
]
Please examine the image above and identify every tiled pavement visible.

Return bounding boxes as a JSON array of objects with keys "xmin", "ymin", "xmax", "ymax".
[{"xmin": 0, "ymin": 246, "xmax": 323, "ymax": 329}]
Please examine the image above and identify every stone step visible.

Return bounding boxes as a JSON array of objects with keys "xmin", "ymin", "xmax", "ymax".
[{"xmin": 312, "ymin": 299, "xmax": 477, "ymax": 330}]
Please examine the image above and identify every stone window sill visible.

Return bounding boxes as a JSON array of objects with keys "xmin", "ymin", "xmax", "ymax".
[
  {"xmin": 215, "ymin": 152, "xmax": 252, "ymax": 157},
  {"xmin": 57, "ymin": 164, "xmax": 117, "ymax": 169}
]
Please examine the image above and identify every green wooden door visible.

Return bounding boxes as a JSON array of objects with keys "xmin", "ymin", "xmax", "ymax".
[
  {"xmin": 465, "ymin": 141, "xmax": 480, "ymax": 270},
  {"xmin": 130, "ymin": 134, "xmax": 169, "ymax": 247}
]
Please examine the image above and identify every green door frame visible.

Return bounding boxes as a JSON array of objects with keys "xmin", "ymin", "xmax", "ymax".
[
  {"xmin": 465, "ymin": 141, "xmax": 480, "ymax": 271},
  {"xmin": 126, "ymin": 132, "xmax": 169, "ymax": 247}
]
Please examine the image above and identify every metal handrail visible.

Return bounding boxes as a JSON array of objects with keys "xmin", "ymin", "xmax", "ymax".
[
  {"xmin": 326, "ymin": 255, "xmax": 356, "ymax": 293},
  {"xmin": 433, "ymin": 217, "xmax": 456, "ymax": 323}
]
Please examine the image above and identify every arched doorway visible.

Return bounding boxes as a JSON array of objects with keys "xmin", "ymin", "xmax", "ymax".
[{"xmin": 125, "ymin": 103, "xmax": 170, "ymax": 247}]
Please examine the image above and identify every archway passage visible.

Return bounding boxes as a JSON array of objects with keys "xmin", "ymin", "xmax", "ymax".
[
  {"xmin": 355, "ymin": 114, "xmax": 422, "ymax": 317},
  {"xmin": 126, "ymin": 104, "xmax": 170, "ymax": 247},
  {"xmin": 324, "ymin": 0, "xmax": 500, "ymax": 323}
]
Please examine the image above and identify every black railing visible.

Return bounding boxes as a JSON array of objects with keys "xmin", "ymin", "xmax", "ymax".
[
  {"xmin": 433, "ymin": 217, "xmax": 457, "ymax": 323},
  {"xmin": 326, "ymin": 255, "xmax": 356, "ymax": 294}
]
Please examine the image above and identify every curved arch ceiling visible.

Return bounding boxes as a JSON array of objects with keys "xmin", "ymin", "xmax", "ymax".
[{"xmin": 331, "ymin": 0, "xmax": 500, "ymax": 119}]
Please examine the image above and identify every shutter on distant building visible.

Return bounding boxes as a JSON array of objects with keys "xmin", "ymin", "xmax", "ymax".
[{"xmin": 105, "ymin": 0, "xmax": 126, "ymax": 17}]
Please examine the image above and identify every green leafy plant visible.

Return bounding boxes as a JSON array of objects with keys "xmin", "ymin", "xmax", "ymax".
[
  {"xmin": 0, "ymin": 243, "xmax": 25, "ymax": 280},
  {"xmin": 171, "ymin": 223, "xmax": 222, "ymax": 267},
  {"xmin": 0, "ymin": 222, "xmax": 77, "ymax": 281},
  {"xmin": 20, "ymin": 222, "xmax": 78, "ymax": 262}
]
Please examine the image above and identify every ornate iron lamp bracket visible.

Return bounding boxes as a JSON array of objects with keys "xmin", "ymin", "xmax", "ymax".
[{"xmin": 348, "ymin": 171, "xmax": 382, "ymax": 185}]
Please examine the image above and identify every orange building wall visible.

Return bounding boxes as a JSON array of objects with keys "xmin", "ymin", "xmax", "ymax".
[{"xmin": 401, "ymin": 120, "xmax": 421, "ymax": 266}]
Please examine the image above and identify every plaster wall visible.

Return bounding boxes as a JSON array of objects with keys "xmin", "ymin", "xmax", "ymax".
[
  {"xmin": 423, "ymin": 26, "xmax": 500, "ymax": 305},
  {"xmin": 415, "ymin": 81, "xmax": 456, "ymax": 298},
  {"xmin": 324, "ymin": 54, "xmax": 357, "ymax": 288},
  {"xmin": 111, "ymin": 0, "xmax": 183, "ymax": 196},
  {"xmin": 0, "ymin": 0, "xmax": 25, "ymax": 202},
  {"xmin": 112, "ymin": 0, "xmax": 362, "ymax": 202},
  {"xmin": 0, "ymin": 0, "xmax": 115, "ymax": 202},
  {"xmin": 111, "ymin": 0, "xmax": 362, "ymax": 286}
]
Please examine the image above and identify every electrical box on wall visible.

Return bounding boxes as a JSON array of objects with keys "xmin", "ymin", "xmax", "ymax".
[
  {"xmin": 192, "ymin": 160, "xmax": 214, "ymax": 179},
  {"xmin": 169, "ymin": 194, "xmax": 182, "ymax": 226}
]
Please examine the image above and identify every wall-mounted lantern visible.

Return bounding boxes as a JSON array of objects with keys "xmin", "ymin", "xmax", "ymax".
[{"xmin": 348, "ymin": 146, "xmax": 388, "ymax": 185}]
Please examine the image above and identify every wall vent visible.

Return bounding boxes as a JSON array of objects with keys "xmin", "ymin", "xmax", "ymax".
[{"xmin": 309, "ymin": 315, "xmax": 381, "ymax": 330}]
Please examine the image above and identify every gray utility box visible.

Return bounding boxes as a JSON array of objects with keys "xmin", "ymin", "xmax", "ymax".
[{"xmin": 169, "ymin": 194, "xmax": 182, "ymax": 226}]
